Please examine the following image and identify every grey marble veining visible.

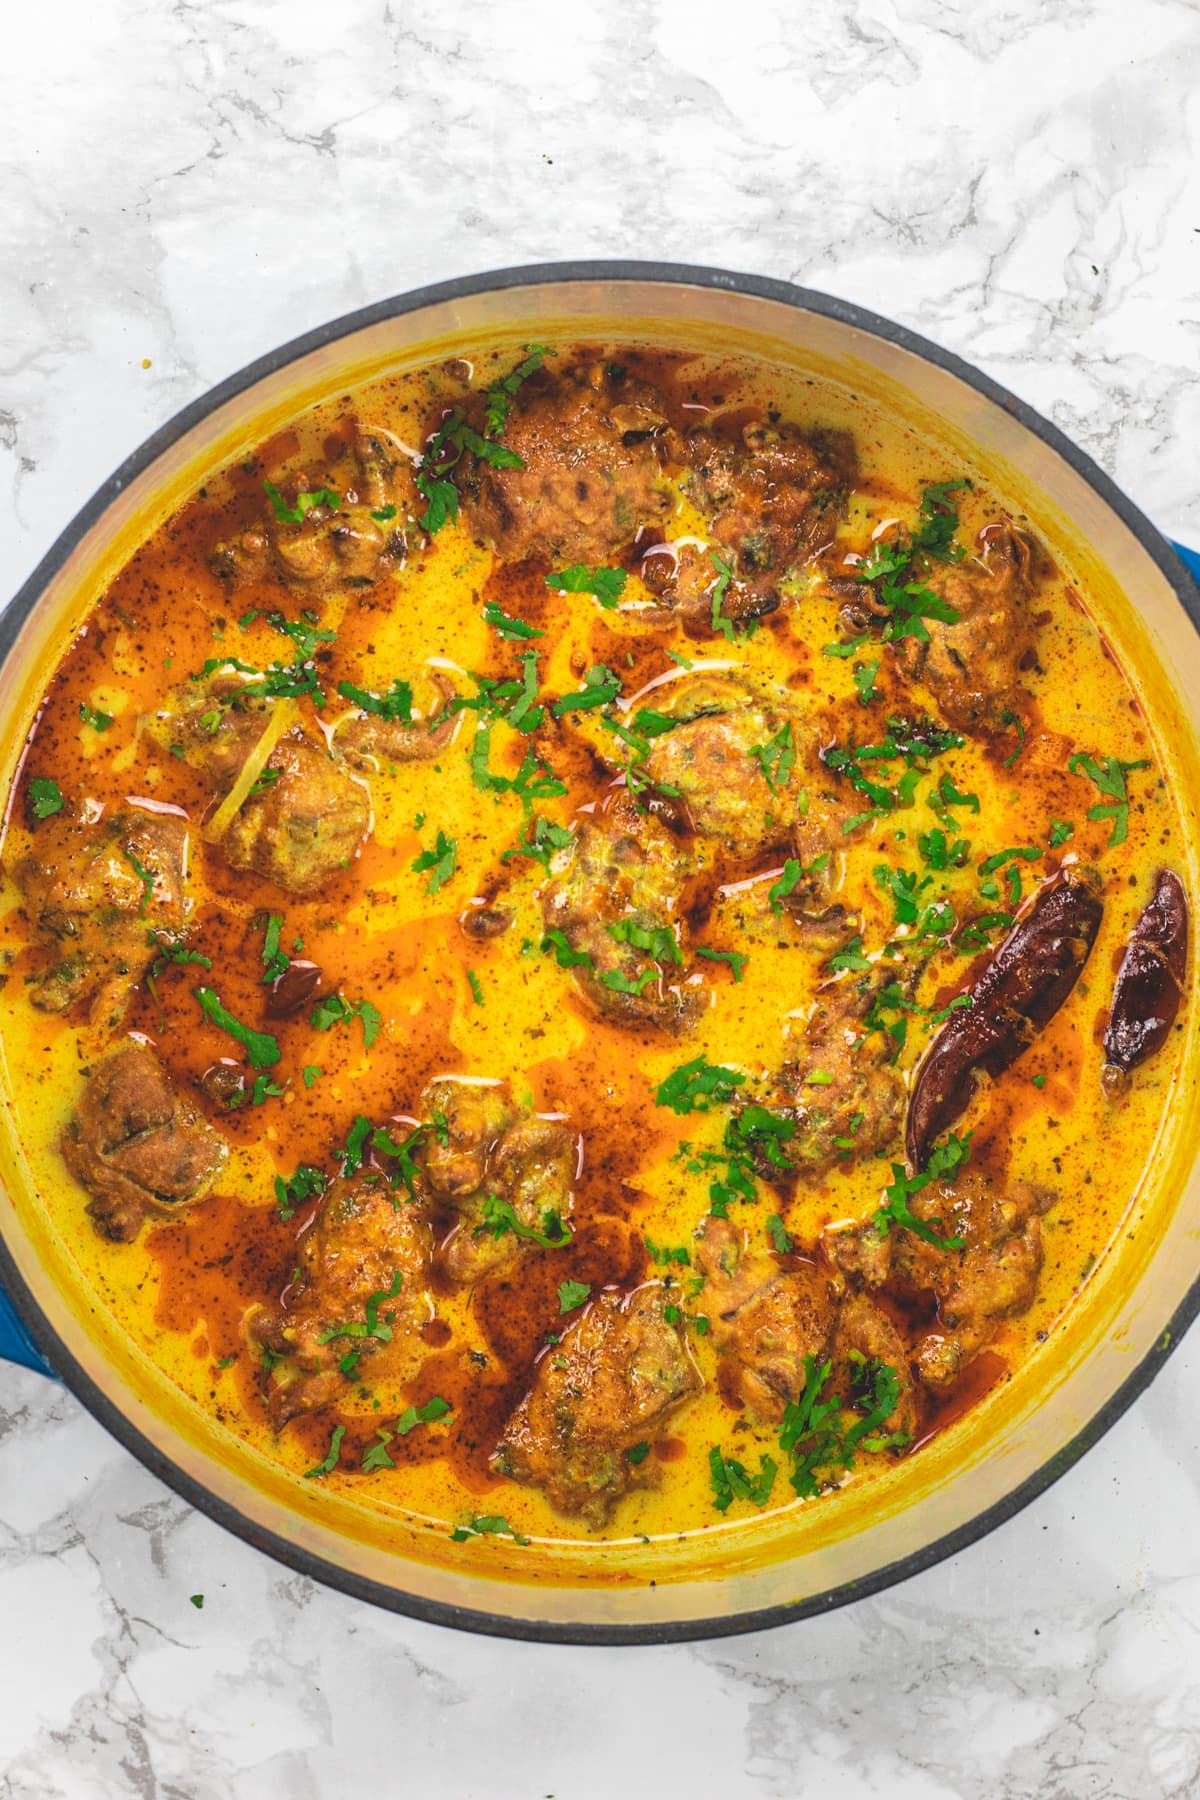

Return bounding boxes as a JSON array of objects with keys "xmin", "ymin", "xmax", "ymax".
[{"xmin": 2, "ymin": 0, "xmax": 1199, "ymax": 1794}]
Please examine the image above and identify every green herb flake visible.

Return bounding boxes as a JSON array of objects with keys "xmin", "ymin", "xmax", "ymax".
[
  {"xmin": 263, "ymin": 480, "xmax": 341, "ymax": 524},
  {"xmin": 449, "ymin": 1514, "xmax": 530, "ymax": 1546},
  {"xmin": 551, "ymin": 663, "xmax": 623, "ymax": 716},
  {"xmin": 79, "ymin": 703, "xmax": 114, "ymax": 732},
  {"xmin": 482, "ymin": 598, "xmax": 543, "ymax": 640},
  {"xmin": 696, "ymin": 946, "xmax": 749, "ymax": 982},
  {"xmin": 709, "ymin": 1445, "xmax": 778, "ymax": 1513},
  {"xmin": 411, "ymin": 829, "xmax": 457, "ymax": 894},
  {"xmin": 1067, "ymin": 751, "xmax": 1150, "ymax": 847},
  {"xmin": 545, "ymin": 565, "xmax": 628, "ymax": 607},
  {"xmin": 194, "ymin": 987, "xmax": 280, "ymax": 1069},
  {"xmin": 28, "ymin": 777, "xmax": 64, "ymax": 820},
  {"xmin": 766, "ymin": 1213, "xmax": 794, "ymax": 1253},
  {"xmin": 337, "ymin": 676, "xmax": 414, "ymax": 722},
  {"xmin": 557, "ymin": 1279, "xmax": 592, "ymax": 1313},
  {"xmin": 751, "ymin": 723, "xmax": 796, "ymax": 794},
  {"xmin": 304, "ymin": 1423, "xmax": 346, "ymax": 1479},
  {"xmin": 873, "ymin": 1133, "xmax": 972, "ymax": 1248},
  {"xmin": 474, "ymin": 1195, "xmax": 572, "ymax": 1249},
  {"xmin": 655, "ymin": 1057, "xmax": 746, "ymax": 1115}
]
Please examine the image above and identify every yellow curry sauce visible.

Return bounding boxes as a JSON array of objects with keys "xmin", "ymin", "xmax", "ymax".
[{"xmin": 0, "ymin": 341, "xmax": 1187, "ymax": 1557}]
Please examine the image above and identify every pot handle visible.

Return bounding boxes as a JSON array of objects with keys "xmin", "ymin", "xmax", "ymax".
[
  {"xmin": 1172, "ymin": 538, "xmax": 1200, "ymax": 585},
  {"xmin": 1, "ymin": 535, "xmax": 1197, "ymax": 1382},
  {"xmin": 0, "ymin": 1283, "xmax": 55, "ymax": 1377}
]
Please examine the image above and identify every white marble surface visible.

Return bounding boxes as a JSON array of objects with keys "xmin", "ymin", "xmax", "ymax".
[{"xmin": 2, "ymin": 1, "xmax": 1200, "ymax": 1794}]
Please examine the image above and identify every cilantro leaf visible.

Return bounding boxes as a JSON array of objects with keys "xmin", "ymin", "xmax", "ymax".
[
  {"xmin": 750, "ymin": 723, "xmax": 795, "ymax": 794},
  {"xmin": 28, "ymin": 777, "xmax": 64, "ymax": 820},
  {"xmin": 552, "ymin": 663, "xmax": 623, "ymax": 716},
  {"xmin": 709, "ymin": 1445, "xmax": 778, "ymax": 1513},
  {"xmin": 482, "ymin": 599, "xmax": 543, "ymax": 640},
  {"xmin": 411, "ymin": 829, "xmax": 457, "ymax": 894},
  {"xmin": 310, "ymin": 992, "xmax": 382, "ymax": 1048},
  {"xmin": 766, "ymin": 1213, "xmax": 794, "ymax": 1253},
  {"xmin": 483, "ymin": 345, "xmax": 548, "ymax": 437},
  {"xmin": 545, "ymin": 565, "xmax": 627, "ymax": 607},
  {"xmin": 274, "ymin": 1163, "xmax": 326, "ymax": 1222},
  {"xmin": 304, "ymin": 1423, "xmax": 346, "ymax": 1479},
  {"xmin": 474, "ymin": 1195, "xmax": 571, "ymax": 1248},
  {"xmin": 655, "ymin": 1057, "xmax": 746, "ymax": 1115},
  {"xmin": 449, "ymin": 1514, "xmax": 530, "ymax": 1545},
  {"xmin": 696, "ymin": 946, "xmax": 749, "ymax": 982},
  {"xmin": 1067, "ymin": 751, "xmax": 1150, "ymax": 847},
  {"xmin": 873, "ymin": 1133, "xmax": 972, "ymax": 1248},
  {"xmin": 194, "ymin": 987, "xmax": 280, "ymax": 1069},
  {"xmin": 337, "ymin": 677, "xmax": 414, "ymax": 722},
  {"xmin": 263, "ymin": 480, "xmax": 341, "ymax": 524},
  {"xmin": 557, "ymin": 1279, "xmax": 591, "ymax": 1313}
]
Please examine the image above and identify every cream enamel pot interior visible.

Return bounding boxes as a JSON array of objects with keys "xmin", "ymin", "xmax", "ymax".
[{"xmin": 1, "ymin": 263, "xmax": 1198, "ymax": 1644}]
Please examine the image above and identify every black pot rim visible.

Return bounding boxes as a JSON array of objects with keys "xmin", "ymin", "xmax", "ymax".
[{"xmin": 2, "ymin": 258, "xmax": 1198, "ymax": 1646}]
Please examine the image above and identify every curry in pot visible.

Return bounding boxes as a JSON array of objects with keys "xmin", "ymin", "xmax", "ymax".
[{"xmin": 1, "ymin": 341, "xmax": 1189, "ymax": 1552}]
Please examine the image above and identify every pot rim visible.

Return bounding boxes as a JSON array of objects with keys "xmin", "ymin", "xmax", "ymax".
[{"xmin": 2, "ymin": 258, "xmax": 1198, "ymax": 1645}]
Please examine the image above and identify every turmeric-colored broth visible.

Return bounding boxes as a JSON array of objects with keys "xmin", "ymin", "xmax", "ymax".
[{"xmin": 0, "ymin": 340, "xmax": 1184, "ymax": 1554}]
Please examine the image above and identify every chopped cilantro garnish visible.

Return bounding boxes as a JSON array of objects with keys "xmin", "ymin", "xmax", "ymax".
[
  {"xmin": 411, "ymin": 829, "xmax": 457, "ymax": 894},
  {"xmin": 482, "ymin": 598, "xmax": 543, "ymax": 640},
  {"xmin": 766, "ymin": 1213, "xmax": 794, "ymax": 1253},
  {"xmin": 304, "ymin": 1423, "xmax": 346, "ymax": 1479},
  {"xmin": 643, "ymin": 1237, "xmax": 691, "ymax": 1267},
  {"xmin": 873, "ymin": 1133, "xmax": 972, "ymax": 1247},
  {"xmin": 337, "ymin": 677, "xmax": 414, "ymax": 722},
  {"xmin": 260, "ymin": 913, "xmax": 288, "ymax": 983},
  {"xmin": 310, "ymin": 992, "xmax": 383, "ymax": 1048},
  {"xmin": 827, "ymin": 934, "xmax": 872, "ymax": 973},
  {"xmin": 709, "ymin": 1445, "xmax": 778, "ymax": 1513},
  {"xmin": 708, "ymin": 550, "xmax": 736, "ymax": 641},
  {"xmin": 340, "ymin": 1114, "xmax": 373, "ymax": 1176},
  {"xmin": 551, "ymin": 663, "xmax": 623, "ymax": 715},
  {"xmin": 1048, "ymin": 818, "xmax": 1074, "ymax": 848},
  {"xmin": 1067, "ymin": 751, "xmax": 1151, "ymax": 847},
  {"xmin": 267, "ymin": 610, "xmax": 336, "ymax": 662},
  {"xmin": 79, "ymin": 703, "xmax": 114, "ymax": 732},
  {"xmin": 122, "ymin": 847, "xmax": 155, "ymax": 917},
  {"xmin": 501, "ymin": 813, "xmax": 574, "ymax": 873},
  {"xmin": 557, "ymin": 1279, "xmax": 591, "ymax": 1313},
  {"xmin": 854, "ymin": 661, "xmax": 881, "ymax": 705},
  {"xmin": 474, "ymin": 1195, "xmax": 571, "ymax": 1248},
  {"xmin": 483, "ymin": 345, "xmax": 548, "ymax": 437},
  {"xmin": 28, "ymin": 777, "xmax": 64, "ymax": 820},
  {"xmin": 274, "ymin": 1163, "xmax": 326, "ymax": 1222},
  {"xmin": 607, "ymin": 918, "xmax": 681, "ymax": 966},
  {"xmin": 449, "ymin": 1514, "xmax": 529, "ymax": 1546},
  {"xmin": 316, "ymin": 1271, "xmax": 403, "ymax": 1349},
  {"xmin": 540, "ymin": 930, "xmax": 594, "ymax": 970},
  {"xmin": 750, "ymin": 723, "xmax": 795, "ymax": 794},
  {"xmin": 467, "ymin": 969, "xmax": 485, "ymax": 1006},
  {"xmin": 822, "ymin": 634, "xmax": 870, "ymax": 659},
  {"xmin": 696, "ymin": 946, "xmax": 749, "ymax": 982},
  {"xmin": 545, "ymin": 565, "xmax": 627, "ymax": 607},
  {"xmin": 194, "ymin": 987, "xmax": 280, "ymax": 1069},
  {"xmin": 779, "ymin": 1355, "xmax": 909, "ymax": 1498},
  {"xmin": 263, "ymin": 480, "xmax": 340, "ymax": 524},
  {"xmin": 655, "ymin": 1057, "xmax": 746, "ymax": 1115}
]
